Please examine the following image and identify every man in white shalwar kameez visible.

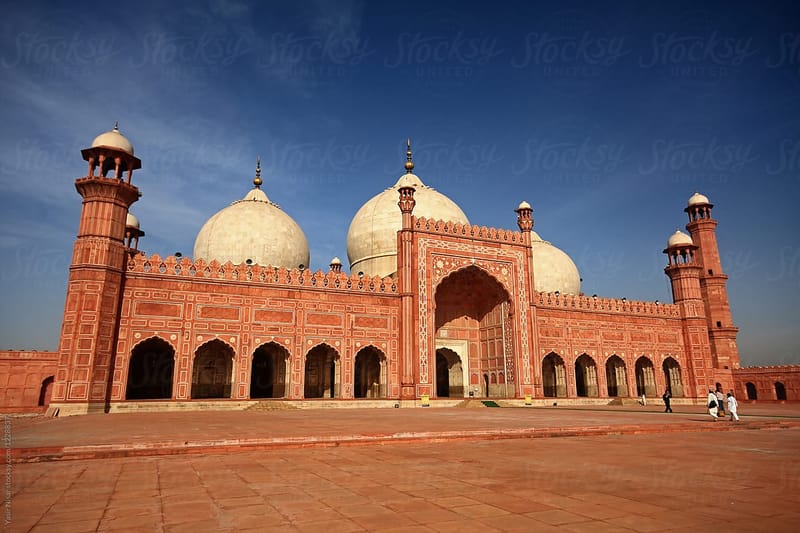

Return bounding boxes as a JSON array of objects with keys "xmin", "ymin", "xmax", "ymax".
[{"xmin": 727, "ymin": 392, "xmax": 740, "ymax": 421}]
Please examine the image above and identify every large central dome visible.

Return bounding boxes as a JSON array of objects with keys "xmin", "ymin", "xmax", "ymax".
[
  {"xmin": 193, "ymin": 163, "xmax": 309, "ymax": 269},
  {"xmin": 347, "ymin": 143, "xmax": 469, "ymax": 277}
]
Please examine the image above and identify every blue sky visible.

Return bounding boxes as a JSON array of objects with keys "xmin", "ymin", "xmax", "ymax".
[{"xmin": 0, "ymin": 0, "xmax": 798, "ymax": 366}]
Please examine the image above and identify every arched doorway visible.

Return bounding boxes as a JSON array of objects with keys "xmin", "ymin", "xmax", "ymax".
[
  {"xmin": 435, "ymin": 266, "xmax": 513, "ymax": 399},
  {"xmin": 745, "ymin": 382, "xmax": 757, "ymax": 400},
  {"xmin": 775, "ymin": 382, "xmax": 787, "ymax": 400},
  {"xmin": 304, "ymin": 344, "xmax": 340, "ymax": 398},
  {"xmin": 574, "ymin": 354, "xmax": 598, "ymax": 397},
  {"xmin": 354, "ymin": 346, "xmax": 386, "ymax": 398},
  {"xmin": 635, "ymin": 356, "xmax": 657, "ymax": 397},
  {"xmin": 38, "ymin": 376, "xmax": 54, "ymax": 407},
  {"xmin": 542, "ymin": 353, "xmax": 567, "ymax": 398},
  {"xmin": 435, "ymin": 348, "xmax": 464, "ymax": 398},
  {"xmin": 605, "ymin": 355, "xmax": 627, "ymax": 397},
  {"xmin": 662, "ymin": 357, "xmax": 684, "ymax": 397},
  {"xmin": 127, "ymin": 337, "xmax": 175, "ymax": 400},
  {"xmin": 191, "ymin": 339, "xmax": 234, "ymax": 399},
  {"xmin": 250, "ymin": 342, "xmax": 289, "ymax": 398}
]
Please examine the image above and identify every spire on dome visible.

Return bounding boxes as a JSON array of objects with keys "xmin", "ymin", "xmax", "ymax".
[
  {"xmin": 253, "ymin": 156, "xmax": 263, "ymax": 189},
  {"xmin": 404, "ymin": 138, "xmax": 414, "ymax": 173},
  {"xmin": 113, "ymin": 121, "xmax": 119, "ymax": 131}
]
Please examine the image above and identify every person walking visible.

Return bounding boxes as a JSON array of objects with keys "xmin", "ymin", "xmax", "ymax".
[
  {"xmin": 727, "ymin": 391, "xmax": 740, "ymax": 421},
  {"xmin": 715, "ymin": 389, "xmax": 726, "ymax": 417},
  {"xmin": 707, "ymin": 388, "xmax": 719, "ymax": 421},
  {"xmin": 662, "ymin": 389, "xmax": 673, "ymax": 413}
]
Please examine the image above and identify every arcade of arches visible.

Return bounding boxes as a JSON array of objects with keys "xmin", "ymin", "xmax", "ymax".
[
  {"xmin": 120, "ymin": 331, "xmax": 689, "ymax": 402},
  {"xmin": 542, "ymin": 352, "xmax": 685, "ymax": 399},
  {"xmin": 121, "ymin": 338, "xmax": 393, "ymax": 400},
  {"xmin": 434, "ymin": 266, "xmax": 514, "ymax": 398}
]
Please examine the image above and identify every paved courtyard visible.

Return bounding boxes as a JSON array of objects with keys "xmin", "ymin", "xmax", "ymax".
[{"xmin": 4, "ymin": 404, "xmax": 800, "ymax": 531}]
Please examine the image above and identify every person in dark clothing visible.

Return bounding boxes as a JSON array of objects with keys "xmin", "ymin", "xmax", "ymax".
[{"xmin": 662, "ymin": 389, "xmax": 673, "ymax": 413}]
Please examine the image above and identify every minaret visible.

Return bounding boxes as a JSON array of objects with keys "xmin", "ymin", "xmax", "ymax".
[
  {"xmin": 664, "ymin": 229, "xmax": 713, "ymax": 398},
  {"xmin": 50, "ymin": 124, "xmax": 141, "ymax": 415},
  {"xmin": 684, "ymin": 193, "xmax": 740, "ymax": 372},
  {"xmin": 515, "ymin": 201, "xmax": 537, "ymax": 399},
  {"xmin": 397, "ymin": 138, "xmax": 417, "ymax": 400}
]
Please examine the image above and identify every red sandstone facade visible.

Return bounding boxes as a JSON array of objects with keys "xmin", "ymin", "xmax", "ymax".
[{"xmin": 1, "ymin": 133, "xmax": 798, "ymax": 414}]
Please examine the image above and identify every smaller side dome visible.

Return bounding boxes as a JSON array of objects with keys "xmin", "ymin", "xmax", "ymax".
[
  {"xmin": 530, "ymin": 231, "xmax": 581, "ymax": 294},
  {"xmin": 667, "ymin": 230, "xmax": 693, "ymax": 248},
  {"xmin": 688, "ymin": 192, "xmax": 710, "ymax": 206},
  {"xmin": 126, "ymin": 212, "xmax": 140, "ymax": 229},
  {"xmin": 91, "ymin": 123, "xmax": 134, "ymax": 155},
  {"xmin": 330, "ymin": 257, "xmax": 342, "ymax": 265},
  {"xmin": 517, "ymin": 200, "xmax": 532, "ymax": 210}
]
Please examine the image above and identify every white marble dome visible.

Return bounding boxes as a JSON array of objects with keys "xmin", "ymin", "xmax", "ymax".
[
  {"xmin": 688, "ymin": 192, "xmax": 710, "ymax": 206},
  {"xmin": 193, "ymin": 186, "xmax": 309, "ymax": 269},
  {"xmin": 530, "ymin": 231, "xmax": 581, "ymax": 294},
  {"xmin": 667, "ymin": 229, "xmax": 693, "ymax": 248},
  {"xmin": 91, "ymin": 124, "xmax": 134, "ymax": 155},
  {"xmin": 347, "ymin": 171, "xmax": 469, "ymax": 277}
]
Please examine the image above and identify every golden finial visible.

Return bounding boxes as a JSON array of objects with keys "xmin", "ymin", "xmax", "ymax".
[
  {"xmin": 253, "ymin": 156, "xmax": 262, "ymax": 188},
  {"xmin": 404, "ymin": 137, "xmax": 414, "ymax": 173}
]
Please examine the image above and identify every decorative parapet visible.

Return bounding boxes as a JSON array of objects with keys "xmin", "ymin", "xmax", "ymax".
[
  {"xmin": 413, "ymin": 216, "xmax": 525, "ymax": 245},
  {"xmin": 734, "ymin": 365, "xmax": 800, "ymax": 374},
  {"xmin": 535, "ymin": 291, "xmax": 680, "ymax": 318},
  {"xmin": 0, "ymin": 350, "xmax": 58, "ymax": 361},
  {"xmin": 127, "ymin": 254, "xmax": 398, "ymax": 294}
]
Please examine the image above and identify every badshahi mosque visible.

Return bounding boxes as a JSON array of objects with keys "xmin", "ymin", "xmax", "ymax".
[{"xmin": 0, "ymin": 125, "xmax": 797, "ymax": 415}]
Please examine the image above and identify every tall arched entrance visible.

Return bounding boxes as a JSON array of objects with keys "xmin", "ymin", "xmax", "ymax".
[
  {"xmin": 354, "ymin": 346, "xmax": 386, "ymax": 398},
  {"xmin": 434, "ymin": 266, "xmax": 513, "ymax": 399},
  {"xmin": 304, "ymin": 344, "xmax": 340, "ymax": 398},
  {"xmin": 605, "ymin": 355, "xmax": 627, "ymax": 397},
  {"xmin": 127, "ymin": 337, "xmax": 175, "ymax": 400},
  {"xmin": 635, "ymin": 356, "xmax": 657, "ymax": 397},
  {"xmin": 191, "ymin": 339, "xmax": 234, "ymax": 399},
  {"xmin": 542, "ymin": 353, "xmax": 566, "ymax": 398},
  {"xmin": 38, "ymin": 376, "xmax": 54, "ymax": 407},
  {"xmin": 250, "ymin": 342, "xmax": 289, "ymax": 399},
  {"xmin": 574, "ymin": 354, "xmax": 598, "ymax": 397},
  {"xmin": 745, "ymin": 382, "xmax": 757, "ymax": 400},
  {"xmin": 775, "ymin": 382, "xmax": 787, "ymax": 400},
  {"xmin": 662, "ymin": 357, "xmax": 684, "ymax": 397},
  {"xmin": 435, "ymin": 348, "xmax": 464, "ymax": 398}
]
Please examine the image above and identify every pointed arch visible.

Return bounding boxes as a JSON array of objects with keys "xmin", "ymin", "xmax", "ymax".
[
  {"xmin": 435, "ymin": 265, "xmax": 515, "ymax": 398},
  {"xmin": 251, "ymin": 341, "xmax": 290, "ymax": 399},
  {"xmin": 574, "ymin": 354, "xmax": 598, "ymax": 397},
  {"xmin": 745, "ymin": 382, "xmax": 757, "ymax": 400},
  {"xmin": 38, "ymin": 376, "xmax": 54, "ymax": 407},
  {"xmin": 354, "ymin": 345, "xmax": 387, "ymax": 398},
  {"xmin": 635, "ymin": 356, "xmax": 657, "ymax": 397},
  {"xmin": 542, "ymin": 352, "xmax": 567, "ymax": 398},
  {"xmin": 775, "ymin": 382, "xmax": 786, "ymax": 401},
  {"xmin": 127, "ymin": 336, "xmax": 175, "ymax": 400},
  {"xmin": 304, "ymin": 343, "xmax": 340, "ymax": 399},
  {"xmin": 434, "ymin": 265, "xmax": 512, "ymax": 329},
  {"xmin": 662, "ymin": 357, "xmax": 683, "ymax": 397},
  {"xmin": 605, "ymin": 355, "xmax": 627, "ymax": 397},
  {"xmin": 435, "ymin": 348, "xmax": 464, "ymax": 398},
  {"xmin": 191, "ymin": 338, "xmax": 235, "ymax": 399}
]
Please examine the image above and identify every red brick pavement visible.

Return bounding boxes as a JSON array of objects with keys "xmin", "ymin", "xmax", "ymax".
[
  {"xmin": 4, "ymin": 411, "xmax": 799, "ymax": 532},
  {"xmin": 6, "ymin": 403, "xmax": 800, "ymax": 463}
]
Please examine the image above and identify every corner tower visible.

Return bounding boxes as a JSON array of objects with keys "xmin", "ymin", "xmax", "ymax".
[
  {"xmin": 684, "ymin": 193, "xmax": 740, "ymax": 375},
  {"xmin": 50, "ymin": 124, "xmax": 141, "ymax": 415}
]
